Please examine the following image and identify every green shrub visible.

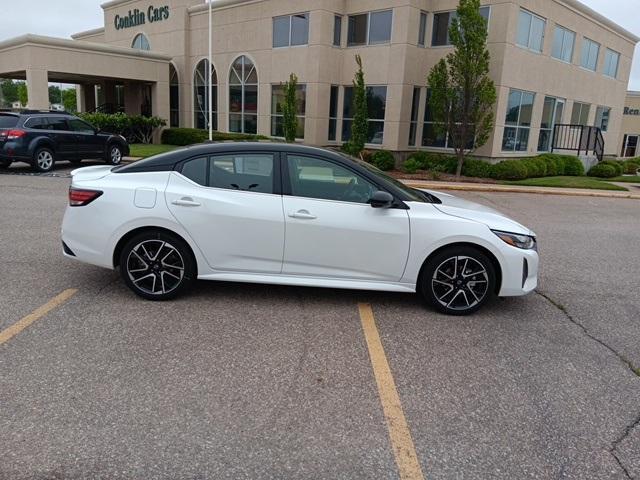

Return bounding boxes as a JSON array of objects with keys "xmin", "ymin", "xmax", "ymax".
[
  {"xmin": 78, "ymin": 112, "xmax": 166, "ymax": 144},
  {"xmin": 561, "ymin": 155, "xmax": 585, "ymax": 176},
  {"xmin": 521, "ymin": 157, "xmax": 548, "ymax": 178},
  {"xmin": 461, "ymin": 158, "xmax": 492, "ymax": 178},
  {"xmin": 403, "ymin": 158, "xmax": 421, "ymax": 174},
  {"xmin": 161, "ymin": 128, "xmax": 267, "ymax": 146},
  {"xmin": 370, "ymin": 150, "xmax": 395, "ymax": 171},
  {"xmin": 622, "ymin": 159, "xmax": 640, "ymax": 174},
  {"xmin": 490, "ymin": 160, "xmax": 529, "ymax": 180},
  {"xmin": 587, "ymin": 163, "xmax": 617, "ymax": 178},
  {"xmin": 537, "ymin": 154, "xmax": 560, "ymax": 176},
  {"xmin": 406, "ymin": 151, "xmax": 430, "ymax": 169},
  {"xmin": 601, "ymin": 160, "xmax": 624, "ymax": 176}
]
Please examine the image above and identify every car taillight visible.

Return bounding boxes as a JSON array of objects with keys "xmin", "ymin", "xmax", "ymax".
[
  {"xmin": 6, "ymin": 129, "xmax": 26, "ymax": 140},
  {"xmin": 69, "ymin": 188, "xmax": 103, "ymax": 207}
]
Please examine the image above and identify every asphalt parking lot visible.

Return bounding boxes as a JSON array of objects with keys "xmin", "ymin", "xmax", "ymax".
[{"xmin": 1, "ymin": 164, "xmax": 639, "ymax": 479}]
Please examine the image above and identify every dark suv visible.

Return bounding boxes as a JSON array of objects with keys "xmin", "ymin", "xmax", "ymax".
[{"xmin": 0, "ymin": 111, "xmax": 129, "ymax": 172}]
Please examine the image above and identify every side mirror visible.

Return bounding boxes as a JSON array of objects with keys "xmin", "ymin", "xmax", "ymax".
[{"xmin": 369, "ymin": 190, "xmax": 394, "ymax": 209}]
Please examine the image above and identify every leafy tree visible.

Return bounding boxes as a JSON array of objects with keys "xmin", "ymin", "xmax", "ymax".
[
  {"xmin": 49, "ymin": 85, "xmax": 62, "ymax": 105},
  {"xmin": 281, "ymin": 73, "xmax": 299, "ymax": 143},
  {"xmin": 62, "ymin": 88, "xmax": 77, "ymax": 112},
  {"xmin": 344, "ymin": 54, "xmax": 368, "ymax": 157},
  {"xmin": 0, "ymin": 79, "xmax": 19, "ymax": 106},
  {"xmin": 17, "ymin": 83, "xmax": 28, "ymax": 107},
  {"xmin": 427, "ymin": 0, "xmax": 497, "ymax": 177}
]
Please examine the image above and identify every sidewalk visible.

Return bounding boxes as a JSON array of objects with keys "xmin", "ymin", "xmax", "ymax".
[{"xmin": 401, "ymin": 179, "xmax": 640, "ymax": 200}]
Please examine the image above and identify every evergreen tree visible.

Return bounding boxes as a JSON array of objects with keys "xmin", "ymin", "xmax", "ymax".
[
  {"xmin": 282, "ymin": 73, "xmax": 299, "ymax": 143},
  {"xmin": 345, "ymin": 54, "xmax": 368, "ymax": 157},
  {"xmin": 427, "ymin": 0, "xmax": 497, "ymax": 177}
]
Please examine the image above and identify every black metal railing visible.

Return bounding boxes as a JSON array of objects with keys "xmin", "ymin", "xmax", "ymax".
[{"xmin": 552, "ymin": 124, "xmax": 604, "ymax": 162}]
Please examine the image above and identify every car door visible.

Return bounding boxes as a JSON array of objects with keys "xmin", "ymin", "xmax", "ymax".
[
  {"xmin": 67, "ymin": 118, "xmax": 104, "ymax": 159},
  {"xmin": 165, "ymin": 152, "xmax": 285, "ymax": 274},
  {"xmin": 282, "ymin": 154, "xmax": 410, "ymax": 282},
  {"xmin": 45, "ymin": 117, "xmax": 77, "ymax": 160}
]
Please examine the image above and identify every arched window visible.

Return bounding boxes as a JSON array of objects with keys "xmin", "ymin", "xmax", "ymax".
[
  {"xmin": 131, "ymin": 33, "xmax": 150, "ymax": 51},
  {"xmin": 169, "ymin": 64, "xmax": 179, "ymax": 127},
  {"xmin": 229, "ymin": 55, "xmax": 258, "ymax": 134},
  {"xmin": 193, "ymin": 59, "xmax": 217, "ymax": 130}
]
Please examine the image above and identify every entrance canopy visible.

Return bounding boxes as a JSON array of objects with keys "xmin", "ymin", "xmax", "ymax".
[{"xmin": 0, "ymin": 34, "xmax": 171, "ymax": 118}]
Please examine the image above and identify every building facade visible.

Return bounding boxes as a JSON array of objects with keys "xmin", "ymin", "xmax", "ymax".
[
  {"xmin": 1, "ymin": 0, "xmax": 637, "ymax": 159},
  {"xmin": 620, "ymin": 91, "xmax": 640, "ymax": 158}
]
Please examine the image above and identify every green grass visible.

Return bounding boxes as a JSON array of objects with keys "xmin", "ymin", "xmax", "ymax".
[
  {"xmin": 129, "ymin": 143, "xmax": 180, "ymax": 158},
  {"xmin": 604, "ymin": 176, "xmax": 640, "ymax": 183},
  {"xmin": 504, "ymin": 176, "xmax": 628, "ymax": 191}
]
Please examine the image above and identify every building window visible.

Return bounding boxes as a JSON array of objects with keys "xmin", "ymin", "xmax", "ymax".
[
  {"xmin": 418, "ymin": 12, "xmax": 427, "ymax": 47},
  {"xmin": 580, "ymin": 38, "xmax": 600, "ymax": 71},
  {"xmin": 432, "ymin": 7, "xmax": 490, "ymax": 47},
  {"xmin": 342, "ymin": 86, "xmax": 387, "ymax": 144},
  {"xmin": 595, "ymin": 106, "xmax": 610, "ymax": 132},
  {"xmin": 516, "ymin": 9, "xmax": 545, "ymax": 52},
  {"xmin": 273, "ymin": 13, "xmax": 309, "ymax": 48},
  {"xmin": 571, "ymin": 102, "xmax": 590, "ymax": 125},
  {"xmin": 347, "ymin": 10, "xmax": 393, "ymax": 46},
  {"xmin": 537, "ymin": 96, "xmax": 565, "ymax": 152},
  {"xmin": 603, "ymin": 49, "xmax": 620, "ymax": 78},
  {"xmin": 193, "ymin": 59, "xmax": 217, "ymax": 130},
  {"xmin": 409, "ymin": 87, "xmax": 421, "ymax": 146},
  {"xmin": 229, "ymin": 55, "xmax": 258, "ymax": 134},
  {"xmin": 271, "ymin": 84, "xmax": 306, "ymax": 139},
  {"xmin": 622, "ymin": 134, "xmax": 638, "ymax": 157},
  {"xmin": 502, "ymin": 89, "xmax": 535, "ymax": 152},
  {"xmin": 551, "ymin": 25, "xmax": 575, "ymax": 63},
  {"xmin": 422, "ymin": 89, "xmax": 449, "ymax": 148},
  {"xmin": 170, "ymin": 64, "xmax": 179, "ymax": 127},
  {"xmin": 328, "ymin": 85, "xmax": 339, "ymax": 141},
  {"xmin": 131, "ymin": 33, "xmax": 150, "ymax": 51},
  {"xmin": 334, "ymin": 15, "xmax": 342, "ymax": 46}
]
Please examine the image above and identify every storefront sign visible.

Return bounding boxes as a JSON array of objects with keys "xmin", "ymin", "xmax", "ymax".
[
  {"xmin": 624, "ymin": 106, "xmax": 640, "ymax": 116},
  {"xmin": 114, "ymin": 5, "xmax": 170, "ymax": 30}
]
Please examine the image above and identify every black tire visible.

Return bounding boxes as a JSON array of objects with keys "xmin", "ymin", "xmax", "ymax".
[
  {"xmin": 33, "ymin": 147, "xmax": 55, "ymax": 173},
  {"xmin": 106, "ymin": 143, "xmax": 124, "ymax": 166},
  {"xmin": 119, "ymin": 230, "xmax": 196, "ymax": 301},
  {"xmin": 0, "ymin": 159, "xmax": 11, "ymax": 169},
  {"xmin": 419, "ymin": 246, "xmax": 496, "ymax": 316}
]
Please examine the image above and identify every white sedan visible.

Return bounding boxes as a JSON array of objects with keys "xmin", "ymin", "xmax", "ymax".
[{"xmin": 62, "ymin": 143, "xmax": 538, "ymax": 315}]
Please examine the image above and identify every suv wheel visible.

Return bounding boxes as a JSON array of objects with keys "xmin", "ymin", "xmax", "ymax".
[
  {"xmin": 106, "ymin": 144, "xmax": 123, "ymax": 166},
  {"xmin": 119, "ymin": 231, "xmax": 196, "ymax": 301},
  {"xmin": 420, "ymin": 246, "xmax": 496, "ymax": 316},
  {"xmin": 33, "ymin": 147, "xmax": 55, "ymax": 173}
]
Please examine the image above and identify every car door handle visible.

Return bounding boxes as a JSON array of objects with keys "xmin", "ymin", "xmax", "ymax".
[
  {"xmin": 288, "ymin": 210, "xmax": 317, "ymax": 220},
  {"xmin": 172, "ymin": 197, "xmax": 201, "ymax": 207}
]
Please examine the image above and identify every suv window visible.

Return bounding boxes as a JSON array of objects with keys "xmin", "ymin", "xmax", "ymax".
[
  {"xmin": 287, "ymin": 155, "xmax": 376, "ymax": 204},
  {"xmin": 47, "ymin": 118, "xmax": 68, "ymax": 131},
  {"xmin": 0, "ymin": 115, "xmax": 18, "ymax": 128},
  {"xmin": 24, "ymin": 117, "xmax": 49, "ymax": 129},
  {"xmin": 67, "ymin": 119, "xmax": 95, "ymax": 134},
  {"xmin": 180, "ymin": 154, "xmax": 275, "ymax": 194}
]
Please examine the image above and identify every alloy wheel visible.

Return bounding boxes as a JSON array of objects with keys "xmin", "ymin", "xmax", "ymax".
[
  {"xmin": 110, "ymin": 147, "xmax": 122, "ymax": 165},
  {"xmin": 431, "ymin": 256, "xmax": 489, "ymax": 312},
  {"xmin": 37, "ymin": 150, "xmax": 53, "ymax": 171},
  {"xmin": 126, "ymin": 239, "xmax": 185, "ymax": 296}
]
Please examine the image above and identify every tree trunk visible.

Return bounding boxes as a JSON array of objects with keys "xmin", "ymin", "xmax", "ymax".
[{"xmin": 456, "ymin": 148, "xmax": 464, "ymax": 178}]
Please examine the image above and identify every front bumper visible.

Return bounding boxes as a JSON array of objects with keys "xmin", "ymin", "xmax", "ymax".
[{"xmin": 497, "ymin": 246, "xmax": 539, "ymax": 297}]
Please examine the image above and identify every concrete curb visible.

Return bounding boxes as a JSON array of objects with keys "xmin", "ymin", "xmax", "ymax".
[{"xmin": 401, "ymin": 180, "xmax": 640, "ymax": 200}]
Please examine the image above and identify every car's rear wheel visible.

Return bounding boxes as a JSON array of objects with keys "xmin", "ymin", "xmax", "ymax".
[
  {"xmin": 119, "ymin": 231, "xmax": 196, "ymax": 301},
  {"xmin": 420, "ymin": 246, "xmax": 496, "ymax": 316},
  {"xmin": 106, "ymin": 144, "xmax": 123, "ymax": 166},
  {"xmin": 33, "ymin": 147, "xmax": 55, "ymax": 173}
]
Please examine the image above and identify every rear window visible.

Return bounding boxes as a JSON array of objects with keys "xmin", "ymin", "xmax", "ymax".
[{"xmin": 0, "ymin": 115, "xmax": 18, "ymax": 128}]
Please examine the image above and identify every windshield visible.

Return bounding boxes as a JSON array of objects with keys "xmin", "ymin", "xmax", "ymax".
[
  {"xmin": 340, "ymin": 153, "xmax": 428, "ymax": 202},
  {"xmin": 0, "ymin": 115, "xmax": 18, "ymax": 129}
]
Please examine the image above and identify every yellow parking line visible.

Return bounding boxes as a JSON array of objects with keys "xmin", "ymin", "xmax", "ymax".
[
  {"xmin": 358, "ymin": 303, "xmax": 426, "ymax": 480},
  {"xmin": 0, "ymin": 289, "xmax": 77, "ymax": 345}
]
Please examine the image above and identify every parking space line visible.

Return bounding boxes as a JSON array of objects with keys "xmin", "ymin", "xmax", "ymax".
[
  {"xmin": 0, "ymin": 289, "xmax": 78, "ymax": 346},
  {"xmin": 358, "ymin": 303, "xmax": 425, "ymax": 480}
]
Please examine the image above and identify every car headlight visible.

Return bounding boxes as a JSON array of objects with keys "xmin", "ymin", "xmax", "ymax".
[{"xmin": 492, "ymin": 230, "xmax": 537, "ymax": 250}]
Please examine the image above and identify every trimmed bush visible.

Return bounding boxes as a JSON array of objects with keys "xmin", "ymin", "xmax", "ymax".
[
  {"xmin": 521, "ymin": 157, "xmax": 548, "ymax": 178},
  {"xmin": 561, "ymin": 155, "xmax": 585, "ymax": 176},
  {"xmin": 161, "ymin": 128, "xmax": 267, "ymax": 146},
  {"xmin": 622, "ymin": 159, "xmax": 640, "ymax": 174},
  {"xmin": 490, "ymin": 160, "xmax": 529, "ymax": 180},
  {"xmin": 601, "ymin": 160, "xmax": 624, "ymax": 177},
  {"xmin": 537, "ymin": 154, "xmax": 561, "ymax": 176},
  {"xmin": 370, "ymin": 150, "xmax": 396, "ymax": 171},
  {"xmin": 78, "ymin": 112, "xmax": 166, "ymax": 144},
  {"xmin": 587, "ymin": 163, "xmax": 617, "ymax": 178},
  {"xmin": 403, "ymin": 158, "xmax": 421, "ymax": 174},
  {"xmin": 461, "ymin": 158, "xmax": 492, "ymax": 178}
]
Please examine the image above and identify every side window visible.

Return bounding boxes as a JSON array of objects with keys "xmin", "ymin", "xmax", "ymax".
[
  {"xmin": 180, "ymin": 157, "xmax": 208, "ymax": 185},
  {"xmin": 67, "ymin": 119, "xmax": 95, "ymax": 134},
  {"xmin": 210, "ymin": 154, "xmax": 274, "ymax": 194},
  {"xmin": 47, "ymin": 118, "xmax": 69, "ymax": 131},
  {"xmin": 24, "ymin": 117, "xmax": 48, "ymax": 129},
  {"xmin": 287, "ymin": 155, "xmax": 376, "ymax": 204}
]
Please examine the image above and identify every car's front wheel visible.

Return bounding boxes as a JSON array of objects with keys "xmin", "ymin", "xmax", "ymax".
[
  {"xmin": 106, "ymin": 144, "xmax": 123, "ymax": 166},
  {"xmin": 119, "ymin": 231, "xmax": 196, "ymax": 301},
  {"xmin": 420, "ymin": 246, "xmax": 496, "ymax": 316},
  {"xmin": 33, "ymin": 147, "xmax": 55, "ymax": 173}
]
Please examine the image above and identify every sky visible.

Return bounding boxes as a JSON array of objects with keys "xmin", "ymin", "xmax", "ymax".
[{"xmin": 0, "ymin": 0, "xmax": 638, "ymax": 90}]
